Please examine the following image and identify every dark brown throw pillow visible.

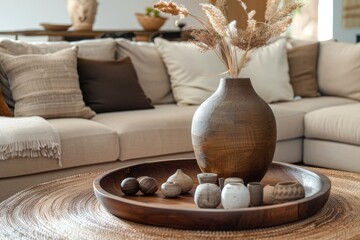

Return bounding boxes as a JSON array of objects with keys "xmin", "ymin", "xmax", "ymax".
[
  {"xmin": 0, "ymin": 87, "xmax": 12, "ymax": 117},
  {"xmin": 287, "ymin": 42, "xmax": 320, "ymax": 97},
  {"xmin": 77, "ymin": 57, "xmax": 153, "ymax": 113}
]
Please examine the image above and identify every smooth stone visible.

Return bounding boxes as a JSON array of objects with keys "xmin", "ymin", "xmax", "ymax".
[
  {"xmin": 139, "ymin": 176, "xmax": 158, "ymax": 195},
  {"xmin": 120, "ymin": 177, "xmax": 139, "ymax": 196},
  {"xmin": 263, "ymin": 184, "xmax": 275, "ymax": 205}
]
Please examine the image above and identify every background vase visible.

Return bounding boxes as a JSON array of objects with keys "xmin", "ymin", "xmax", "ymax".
[
  {"xmin": 191, "ymin": 78, "xmax": 277, "ymax": 183},
  {"xmin": 67, "ymin": 0, "xmax": 98, "ymax": 31}
]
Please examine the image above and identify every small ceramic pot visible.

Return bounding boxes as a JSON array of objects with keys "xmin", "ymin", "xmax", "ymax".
[
  {"xmin": 218, "ymin": 178, "xmax": 225, "ymax": 190},
  {"xmin": 263, "ymin": 184, "xmax": 275, "ymax": 205},
  {"xmin": 273, "ymin": 181, "xmax": 305, "ymax": 204},
  {"xmin": 194, "ymin": 183, "xmax": 221, "ymax": 208},
  {"xmin": 247, "ymin": 182, "xmax": 263, "ymax": 207},
  {"xmin": 224, "ymin": 177, "xmax": 244, "ymax": 186},
  {"xmin": 167, "ymin": 169, "xmax": 193, "ymax": 194},
  {"xmin": 161, "ymin": 182, "xmax": 181, "ymax": 198},
  {"xmin": 197, "ymin": 173, "xmax": 218, "ymax": 184},
  {"xmin": 139, "ymin": 176, "xmax": 158, "ymax": 195},
  {"xmin": 120, "ymin": 177, "xmax": 139, "ymax": 196},
  {"xmin": 221, "ymin": 183, "xmax": 250, "ymax": 209}
]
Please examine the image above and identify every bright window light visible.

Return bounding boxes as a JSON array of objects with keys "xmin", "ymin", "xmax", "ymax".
[{"xmin": 318, "ymin": 0, "xmax": 333, "ymax": 41}]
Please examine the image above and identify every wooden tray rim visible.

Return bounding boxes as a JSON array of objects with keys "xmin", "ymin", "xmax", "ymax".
[{"xmin": 93, "ymin": 159, "xmax": 331, "ymax": 213}]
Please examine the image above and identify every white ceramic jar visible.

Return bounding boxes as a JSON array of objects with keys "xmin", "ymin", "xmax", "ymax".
[
  {"xmin": 221, "ymin": 183, "xmax": 250, "ymax": 209},
  {"xmin": 194, "ymin": 183, "xmax": 221, "ymax": 208}
]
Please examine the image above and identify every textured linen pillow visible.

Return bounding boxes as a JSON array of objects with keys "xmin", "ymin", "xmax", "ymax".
[
  {"xmin": 318, "ymin": 41, "xmax": 360, "ymax": 100},
  {"xmin": 155, "ymin": 38, "xmax": 293, "ymax": 105},
  {"xmin": 239, "ymin": 38, "xmax": 294, "ymax": 103},
  {"xmin": 287, "ymin": 42, "xmax": 320, "ymax": 97},
  {"xmin": 77, "ymin": 57, "xmax": 154, "ymax": 113},
  {"xmin": 116, "ymin": 39, "xmax": 174, "ymax": 104},
  {"xmin": 0, "ymin": 47, "xmax": 95, "ymax": 119},
  {"xmin": 155, "ymin": 38, "xmax": 227, "ymax": 106},
  {"xmin": 0, "ymin": 87, "xmax": 11, "ymax": 117},
  {"xmin": 0, "ymin": 38, "xmax": 117, "ymax": 110}
]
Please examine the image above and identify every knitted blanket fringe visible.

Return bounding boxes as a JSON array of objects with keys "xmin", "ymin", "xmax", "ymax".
[{"xmin": 0, "ymin": 116, "xmax": 61, "ymax": 166}]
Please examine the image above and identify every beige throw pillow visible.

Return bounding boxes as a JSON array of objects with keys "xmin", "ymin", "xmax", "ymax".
[
  {"xmin": 155, "ymin": 38, "xmax": 227, "ymax": 106},
  {"xmin": 155, "ymin": 38, "xmax": 293, "ymax": 105},
  {"xmin": 318, "ymin": 41, "xmax": 360, "ymax": 100},
  {"xmin": 0, "ymin": 47, "xmax": 95, "ymax": 119},
  {"xmin": 0, "ymin": 38, "xmax": 117, "ymax": 110},
  {"xmin": 116, "ymin": 39, "xmax": 174, "ymax": 104}
]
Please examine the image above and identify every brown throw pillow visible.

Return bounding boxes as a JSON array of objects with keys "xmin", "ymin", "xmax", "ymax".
[
  {"xmin": 77, "ymin": 57, "xmax": 153, "ymax": 113},
  {"xmin": 0, "ymin": 87, "xmax": 11, "ymax": 117},
  {"xmin": 0, "ymin": 47, "xmax": 95, "ymax": 119},
  {"xmin": 287, "ymin": 42, "xmax": 320, "ymax": 97}
]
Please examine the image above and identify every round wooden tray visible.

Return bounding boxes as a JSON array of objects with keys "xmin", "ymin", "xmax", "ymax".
[{"xmin": 93, "ymin": 159, "xmax": 331, "ymax": 230}]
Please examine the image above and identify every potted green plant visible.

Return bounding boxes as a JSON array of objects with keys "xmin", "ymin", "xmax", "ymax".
[{"xmin": 136, "ymin": 7, "xmax": 167, "ymax": 31}]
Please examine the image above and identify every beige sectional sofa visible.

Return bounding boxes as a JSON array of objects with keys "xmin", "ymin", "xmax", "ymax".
[{"xmin": 0, "ymin": 37, "xmax": 359, "ymax": 202}]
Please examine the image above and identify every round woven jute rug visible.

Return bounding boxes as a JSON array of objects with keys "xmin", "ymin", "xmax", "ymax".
[{"xmin": 0, "ymin": 166, "xmax": 359, "ymax": 240}]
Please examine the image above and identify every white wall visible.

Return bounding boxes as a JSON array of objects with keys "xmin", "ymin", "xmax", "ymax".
[
  {"xmin": 0, "ymin": 0, "xmax": 206, "ymax": 41},
  {"xmin": 333, "ymin": 0, "xmax": 360, "ymax": 43}
]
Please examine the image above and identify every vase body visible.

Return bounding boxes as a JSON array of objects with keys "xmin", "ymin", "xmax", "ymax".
[
  {"xmin": 272, "ymin": 181, "xmax": 305, "ymax": 204},
  {"xmin": 191, "ymin": 78, "xmax": 277, "ymax": 183},
  {"xmin": 67, "ymin": 0, "xmax": 98, "ymax": 31}
]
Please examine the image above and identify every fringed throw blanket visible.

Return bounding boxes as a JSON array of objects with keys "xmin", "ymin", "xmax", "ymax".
[{"xmin": 0, "ymin": 116, "xmax": 61, "ymax": 166}]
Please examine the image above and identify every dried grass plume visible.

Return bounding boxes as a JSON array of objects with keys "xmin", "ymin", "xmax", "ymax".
[{"xmin": 154, "ymin": 0, "xmax": 303, "ymax": 78}]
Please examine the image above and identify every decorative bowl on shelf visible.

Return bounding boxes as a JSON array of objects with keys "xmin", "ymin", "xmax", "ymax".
[
  {"xmin": 135, "ymin": 13, "xmax": 167, "ymax": 31},
  {"xmin": 40, "ymin": 23, "xmax": 72, "ymax": 31}
]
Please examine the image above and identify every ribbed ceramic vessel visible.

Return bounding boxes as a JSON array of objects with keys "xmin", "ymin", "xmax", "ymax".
[{"xmin": 191, "ymin": 78, "xmax": 277, "ymax": 183}]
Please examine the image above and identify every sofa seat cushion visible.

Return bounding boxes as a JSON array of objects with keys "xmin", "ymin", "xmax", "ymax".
[
  {"xmin": 92, "ymin": 104, "xmax": 197, "ymax": 161},
  {"xmin": 272, "ymin": 96, "xmax": 357, "ymax": 112},
  {"xmin": 270, "ymin": 105, "xmax": 305, "ymax": 141},
  {"xmin": 0, "ymin": 118, "xmax": 119, "ymax": 178},
  {"xmin": 305, "ymin": 103, "xmax": 360, "ymax": 146}
]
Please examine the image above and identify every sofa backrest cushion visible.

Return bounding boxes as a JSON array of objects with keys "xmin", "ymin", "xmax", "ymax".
[
  {"xmin": 116, "ymin": 39, "xmax": 174, "ymax": 104},
  {"xmin": 0, "ymin": 38, "xmax": 117, "ymax": 110},
  {"xmin": 155, "ymin": 37, "xmax": 294, "ymax": 105},
  {"xmin": 287, "ymin": 42, "xmax": 320, "ymax": 97},
  {"xmin": 0, "ymin": 47, "xmax": 95, "ymax": 119},
  {"xmin": 318, "ymin": 41, "xmax": 360, "ymax": 101},
  {"xmin": 77, "ymin": 57, "xmax": 154, "ymax": 113},
  {"xmin": 0, "ymin": 87, "xmax": 11, "ymax": 117}
]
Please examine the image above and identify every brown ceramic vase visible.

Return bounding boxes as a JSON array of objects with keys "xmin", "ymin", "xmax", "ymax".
[{"xmin": 191, "ymin": 78, "xmax": 277, "ymax": 183}]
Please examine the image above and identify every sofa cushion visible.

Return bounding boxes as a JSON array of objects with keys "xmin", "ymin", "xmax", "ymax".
[
  {"xmin": 270, "ymin": 105, "xmax": 304, "ymax": 141},
  {"xmin": 305, "ymin": 103, "xmax": 360, "ymax": 146},
  {"xmin": 116, "ymin": 39, "xmax": 174, "ymax": 104},
  {"xmin": 0, "ymin": 38, "xmax": 117, "ymax": 109},
  {"xmin": 77, "ymin": 57, "xmax": 153, "ymax": 113},
  {"xmin": 318, "ymin": 41, "xmax": 360, "ymax": 101},
  {"xmin": 272, "ymin": 96, "xmax": 357, "ymax": 113},
  {"xmin": 0, "ymin": 47, "xmax": 95, "ymax": 119},
  {"xmin": 287, "ymin": 42, "xmax": 320, "ymax": 97},
  {"xmin": 92, "ymin": 104, "xmax": 197, "ymax": 160},
  {"xmin": 155, "ymin": 38, "xmax": 293, "ymax": 105},
  {"xmin": 92, "ymin": 103, "xmax": 304, "ymax": 161},
  {"xmin": 0, "ymin": 118, "xmax": 119, "ymax": 178}
]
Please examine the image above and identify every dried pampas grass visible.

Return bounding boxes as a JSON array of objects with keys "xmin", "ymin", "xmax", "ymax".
[{"xmin": 154, "ymin": 0, "xmax": 302, "ymax": 78}]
